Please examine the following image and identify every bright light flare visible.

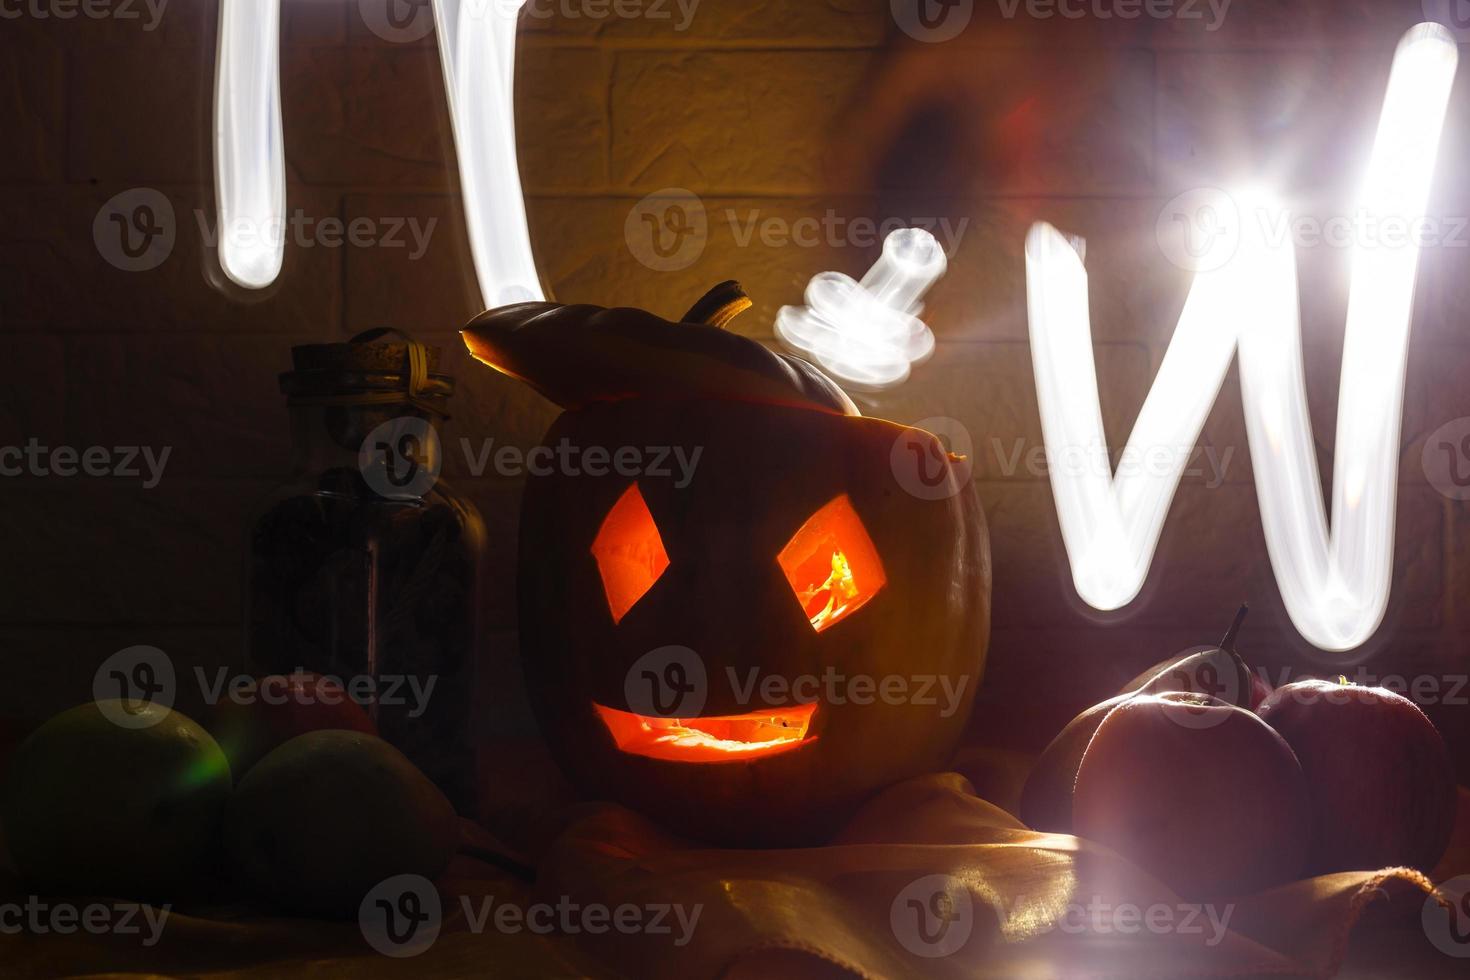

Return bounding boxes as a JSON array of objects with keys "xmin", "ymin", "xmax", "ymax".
[
  {"xmin": 776, "ymin": 228, "xmax": 944, "ymax": 389},
  {"xmin": 1026, "ymin": 24, "xmax": 1457, "ymax": 654},
  {"xmin": 432, "ymin": 0, "xmax": 544, "ymax": 307},
  {"xmin": 213, "ymin": 0, "xmax": 284, "ymax": 289}
]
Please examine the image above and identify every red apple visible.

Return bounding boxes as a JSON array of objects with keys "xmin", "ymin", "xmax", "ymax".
[
  {"xmin": 1256, "ymin": 680, "xmax": 1456, "ymax": 875},
  {"xmin": 1019, "ymin": 694, "xmax": 1129, "ymax": 833},
  {"xmin": 1073, "ymin": 692, "xmax": 1310, "ymax": 899},
  {"xmin": 1023, "ymin": 608, "xmax": 1262, "ymax": 833},
  {"xmin": 210, "ymin": 673, "xmax": 376, "ymax": 780}
]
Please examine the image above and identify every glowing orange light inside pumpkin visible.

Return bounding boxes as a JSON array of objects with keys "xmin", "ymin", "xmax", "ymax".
[
  {"xmin": 591, "ymin": 483, "xmax": 670, "ymax": 623},
  {"xmin": 594, "ymin": 702, "xmax": 817, "ymax": 762},
  {"xmin": 778, "ymin": 494, "xmax": 886, "ymax": 632}
]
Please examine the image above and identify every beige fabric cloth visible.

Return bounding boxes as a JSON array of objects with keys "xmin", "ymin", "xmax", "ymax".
[{"xmin": 1, "ymin": 768, "xmax": 1465, "ymax": 978}]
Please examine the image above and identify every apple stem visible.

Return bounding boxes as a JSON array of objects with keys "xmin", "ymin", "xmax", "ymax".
[{"xmin": 1220, "ymin": 603, "xmax": 1249, "ymax": 653}]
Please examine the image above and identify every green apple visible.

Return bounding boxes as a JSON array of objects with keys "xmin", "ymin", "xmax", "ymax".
[{"xmin": 2, "ymin": 700, "xmax": 231, "ymax": 900}]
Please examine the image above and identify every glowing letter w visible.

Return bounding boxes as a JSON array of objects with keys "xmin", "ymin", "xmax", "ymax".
[{"xmin": 1025, "ymin": 24, "xmax": 1458, "ymax": 653}]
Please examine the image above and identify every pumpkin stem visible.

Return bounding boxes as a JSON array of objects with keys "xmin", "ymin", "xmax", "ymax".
[{"xmin": 682, "ymin": 281, "xmax": 753, "ymax": 329}]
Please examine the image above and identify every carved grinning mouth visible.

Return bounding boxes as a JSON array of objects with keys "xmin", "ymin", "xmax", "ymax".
[{"xmin": 593, "ymin": 702, "xmax": 818, "ymax": 762}]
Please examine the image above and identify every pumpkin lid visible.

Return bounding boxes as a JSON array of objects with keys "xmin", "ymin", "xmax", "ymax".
[{"xmin": 461, "ymin": 283, "xmax": 858, "ymax": 416}]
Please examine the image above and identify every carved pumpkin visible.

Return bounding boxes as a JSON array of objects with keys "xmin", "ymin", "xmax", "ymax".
[{"xmin": 463, "ymin": 284, "xmax": 991, "ymax": 846}]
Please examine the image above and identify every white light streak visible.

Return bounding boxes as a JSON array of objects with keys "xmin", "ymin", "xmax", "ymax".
[
  {"xmin": 432, "ymin": 0, "xmax": 543, "ymax": 307},
  {"xmin": 1026, "ymin": 23, "xmax": 1458, "ymax": 653},
  {"xmin": 213, "ymin": 0, "xmax": 284, "ymax": 289},
  {"xmin": 776, "ymin": 228, "xmax": 944, "ymax": 389},
  {"xmin": 213, "ymin": 1, "xmax": 542, "ymax": 304}
]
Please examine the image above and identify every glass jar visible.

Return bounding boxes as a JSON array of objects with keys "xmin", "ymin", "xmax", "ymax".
[{"xmin": 247, "ymin": 330, "xmax": 485, "ymax": 813}]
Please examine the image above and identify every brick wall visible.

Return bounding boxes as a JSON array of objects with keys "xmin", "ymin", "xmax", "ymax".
[{"xmin": 1, "ymin": 0, "xmax": 1467, "ymax": 772}]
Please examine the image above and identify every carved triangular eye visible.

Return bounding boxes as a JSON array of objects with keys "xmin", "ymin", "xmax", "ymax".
[
  {"xmin": 778, "ymin": 494, "xmax": 886, "ymax": 632},
  {"xmin": 591, "ymin": 483, "xmax": 670, "ymax": 623}
]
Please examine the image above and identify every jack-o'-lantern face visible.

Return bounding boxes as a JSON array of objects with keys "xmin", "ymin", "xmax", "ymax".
[
  {"xmin": 584, "ymin": 490, "xmax": 884, "ymax": 765},
  {"xmin": 463, "ymin": 287, "xmax": 990, "ymax": 846},
  {"xmin": 586, "ymin": 489, "xmax": 886, "ymax": 763}
]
